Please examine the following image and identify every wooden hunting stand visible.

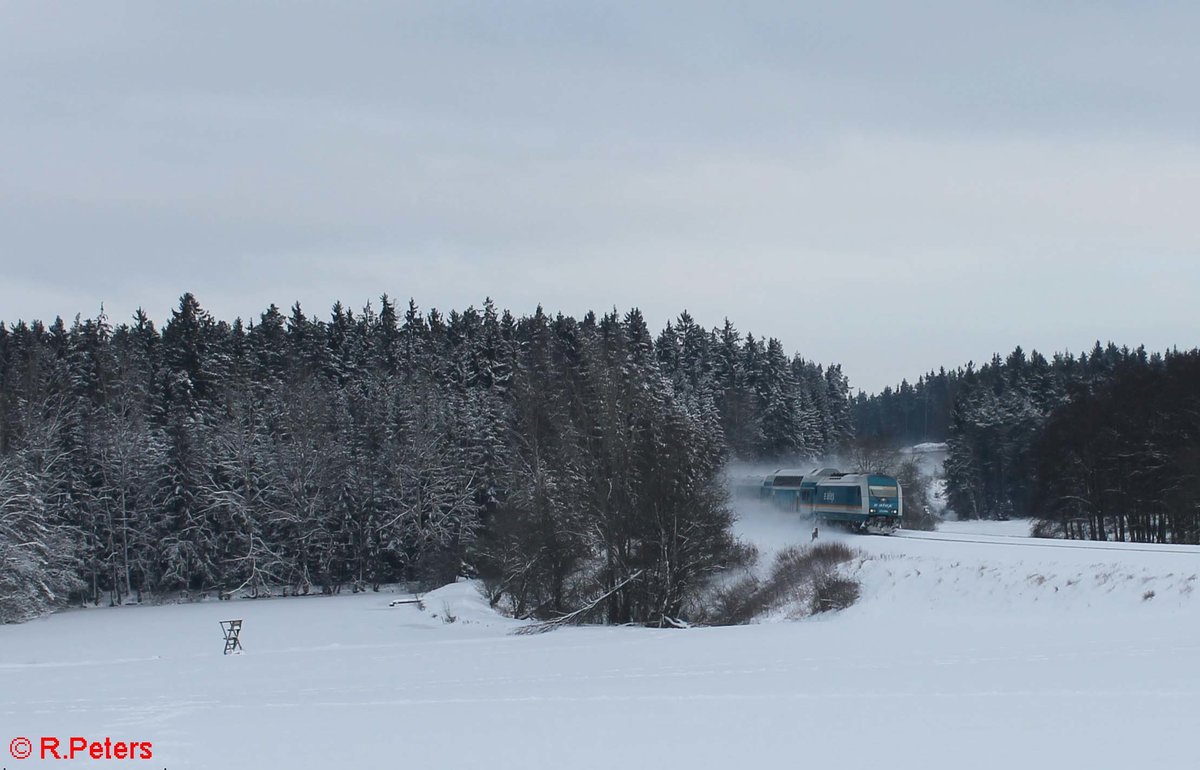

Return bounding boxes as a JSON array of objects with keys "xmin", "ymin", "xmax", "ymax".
[{"xmin": 220, "ymin": 619, "xmax": 243, "ymax": 655}]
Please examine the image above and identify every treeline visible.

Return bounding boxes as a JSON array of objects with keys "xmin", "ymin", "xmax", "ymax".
[
  {"xmin": 1032, "ymin": 352, "xmax": 1200, "ymax": 543},
  {"xmin": 0, "ymin": 295, "xmax": 851, "ymax": 623},
  {"xmin": 943, "ymin": 343, "xmax": 1133, "ymax": 520},
  {"xmin": 855, "ymin": 342, "xmax": 1200, "ymax": 543},
  {"xmin": 852, "ymin": 367, "xmax": 962, "ymax": 446}
]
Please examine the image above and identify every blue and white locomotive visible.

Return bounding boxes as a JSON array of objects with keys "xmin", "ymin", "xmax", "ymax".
[{"xmin": 765, "ymin": 467, "xmax": 903, "ymax": 534}]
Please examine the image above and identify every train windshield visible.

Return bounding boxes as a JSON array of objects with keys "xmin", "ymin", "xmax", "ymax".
[{"xmin": 868, "ymin": 485, "xmax": 898, "ymax": 499}]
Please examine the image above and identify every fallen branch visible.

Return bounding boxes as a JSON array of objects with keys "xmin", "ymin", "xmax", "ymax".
[{"xmin": 513, "ymin": 571, "xmax": 644, "ymax": 636}]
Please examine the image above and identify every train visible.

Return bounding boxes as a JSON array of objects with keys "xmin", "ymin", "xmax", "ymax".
[{"xmin": 761, "ymin": 467, "xmax": 903, "ymax": 535}]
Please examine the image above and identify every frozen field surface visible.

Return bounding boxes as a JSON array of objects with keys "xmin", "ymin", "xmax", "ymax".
[{"xmin": 3, "ymin": 510, "xmax": 1198, "ymax": 769}]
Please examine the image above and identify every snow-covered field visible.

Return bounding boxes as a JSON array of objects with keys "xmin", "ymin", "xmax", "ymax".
[{"xmin": 4, "ymin": 511, "xmax": 1198, "ymax": 769}]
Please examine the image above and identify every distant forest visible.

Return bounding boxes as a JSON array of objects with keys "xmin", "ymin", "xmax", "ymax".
[
  {"xmin": 854, "ymin": 343, "xmax": 1200, "ymax": 544},
  {"xmin": 0, "ymin": 295, "xmax": 851, "ymax": 622}
]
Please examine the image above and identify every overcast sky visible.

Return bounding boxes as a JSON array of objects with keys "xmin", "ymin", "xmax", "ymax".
[{"xmin": 1, "ymin": 2, "xmax": 1196, "ymax": 393}]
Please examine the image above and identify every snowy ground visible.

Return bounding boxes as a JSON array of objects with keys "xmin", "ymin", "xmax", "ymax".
[
  {"xmin": 3, "ymin": 510, "xmax": 1198, "ymax": 769},
  {"xmin": 935, "ymin": 517, "xmax": 1033, "ymax": 537}
]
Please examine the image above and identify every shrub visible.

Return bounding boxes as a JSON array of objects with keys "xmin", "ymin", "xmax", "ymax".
[
  {"xmin": 700, "ymin": 541, "xmax": 862, "ymax": 625},
  {"xmin": 706, "ymin": 575, "xmax": 766, "ymax": 626},
  {"xmin": 1031, "ymin": 518, "xmax": 1065, "ymax": 539},
  {"xmin": 811, "ymin": 574, "xmax": 860, "ymax": 613}
]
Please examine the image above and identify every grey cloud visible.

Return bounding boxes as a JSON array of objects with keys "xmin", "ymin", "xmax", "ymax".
[{"xmin": 1, "ymin": 1, "xmax": 1198, "ymax": 392}]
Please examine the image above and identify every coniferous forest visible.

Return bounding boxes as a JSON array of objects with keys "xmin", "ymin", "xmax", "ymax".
[
  {"xmin": 855, "ymin": 344, "xmax": 1200, "ymax": 543},
  {"xmin": 4, "ymin": 293, "xmax": 1197, "ymax": 625},
  {"xmin": 0, "ymin": 294, "xmax": 852, "ymax": 623}
]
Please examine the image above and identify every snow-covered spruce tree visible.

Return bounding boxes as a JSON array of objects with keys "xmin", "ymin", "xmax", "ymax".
[
  {"xmin": 199, "ymin": 390, "xmax": 286, "ymax": 599},
  {"xmin": 382, "ymin": 377, "xmax": 479, "ymax": 588},
  {"xmin": 154, "ymin": 372, "xmax": 216, "ymax": 593},
  {"xmin": 758, "ymin": 337, "xmax": 806, "ymax": 462},
  {"xmin": 92, "ymin": 383, "xmax": 161, "ymax": 604},
  {"xmin": 0, "ymin": 450, "xmax": 83, "ymax": 622},
  {"xmin": 656, "ymin": 312, "xmax": 726, "ymax": 456},
  {"xmin": 474, "ymin": 307, "xmax": 594, "ymax": 618},
  {"xmin": 445, "ymin": 298, "xmax": 514, "ymax": 551},
  {"xmin": 710, "ymin": 319, "xmax": 761, "ymax": 458},
  {"xmin": 153, "ymin": 294, "xmax": 236, "ymax": 593},
  {"xmin": 336, "ymin": 375, "xmax": 395, "ymax": 591},
  {"xmin": 1, "ymin": 322, "xmax": 92, "ymax": 614},
  {"xmin": 942, "ymin": 349, "xmax": 1069, "ymax": 519},
  {"xmin": 103, "ymin": 310, "xmax": 165, "ymax": 599},
  {"xmin": 823, "ymin": 363, "xmax": 855, "ymax": 455},
  {"xmin": 266, "ymin": 376, "xmax": 345, "ymax": 594}
]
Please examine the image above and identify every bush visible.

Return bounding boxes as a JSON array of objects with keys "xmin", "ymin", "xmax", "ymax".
[
  {"xmin": 704, "ymin": 575, "xmax": 765, "ymax": 626},
  {"xmin": 1031, "ymin": 518, "xmax": 1065, "ymax": 539},
  {"xmin": 699, "ymin": 541, "xmax": 862, "ymax": 625},
  {"xmin": 811, "ymin": 574, "xmax": 860, "ymax": 614},
  {"xmin": 901, "ymin": 508, "xmax": 941, "ymax": 531},
  {"xmin": 895, "ymin": 459, "xmax": 940, "ymax": 531}
]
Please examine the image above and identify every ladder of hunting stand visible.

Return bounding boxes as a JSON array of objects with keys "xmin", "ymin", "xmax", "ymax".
[{"xmin": 220, "ymin": 619, "xmax": 243, "ymax": 655}]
